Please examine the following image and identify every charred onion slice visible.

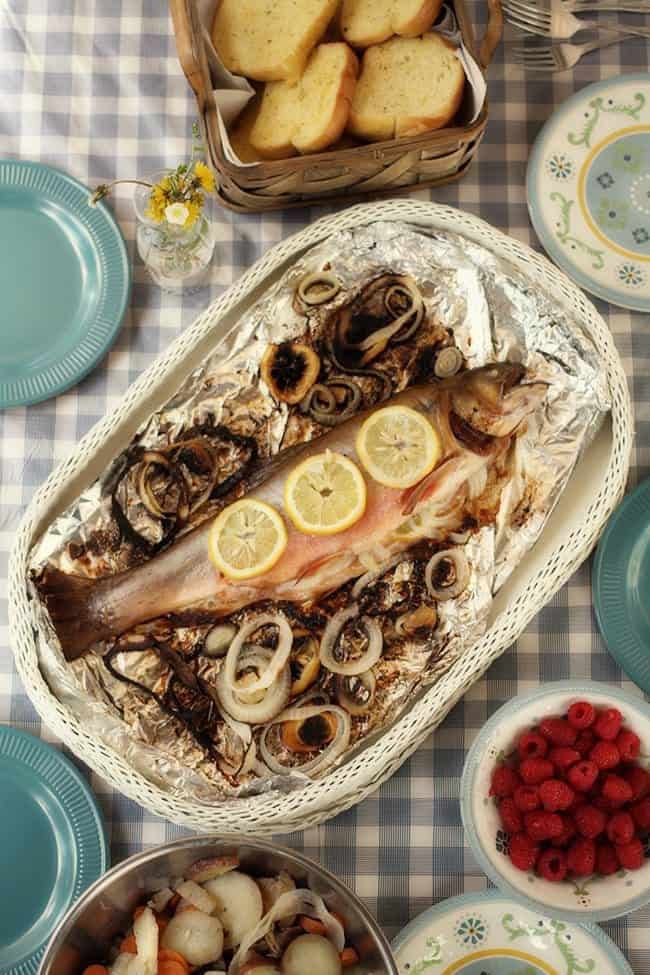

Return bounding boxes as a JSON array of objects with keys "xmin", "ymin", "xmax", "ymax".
[
  {"xmin": 351, "ymin": 553, "xmax": 405, "ymax": 599},
  {"xmin": 336, "ymin": 276, "xmax": 424, "ymax": 366},
  {"xmin": 335, "ymin": 670, "xmax": 376, "ymax": 715},
  {"xmin": 319, "ymin": 604, "xmax": 383, "ymax": 676},
  {"xmin": 297, "ymin": 271, "xmax": 341, "ymax": 306},
  {"xmin": 290, "ymin": 637, "xmax": 320, "ymax": 697},
  {"xmin": 280, "ymin": 709, "xmax": 338, "ymax": 753},
  {"xmin": 261, "ymin": 342, "xmax": 320, "ymax": 405},
  {"xmin": 259, "ymin": 705, "xmax": 350, "ymax": 777},
  {"xmin": 217, "ymin": 645, "xmax": 291, "ymax": 724},
  {"xmin": 425, "ymin": 549, "xmax": 470, "ymax": 601},
  {"xmin": 434, "ymin": 346, "xmax": 463, "ymax": 379},
  {"xmin": 299, "ymin": 378, "xmax": 361, "ymax": 427},
  {"xmin": 395, "ymin": 603, "xmax": 438, "ymax": 636},
  {"xmin": 204, "ymin": 623, "xmax": 237, "ymax": 658}
]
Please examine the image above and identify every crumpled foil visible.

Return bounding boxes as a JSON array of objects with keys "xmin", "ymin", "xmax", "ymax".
[{"xmin": 29, "ymin": 221, "xmax": 610, "ymax": 802}]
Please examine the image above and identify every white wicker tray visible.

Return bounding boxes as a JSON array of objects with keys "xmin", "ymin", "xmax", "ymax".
[{"xmin": 8, "ymin": 200, "xmax": 632, "ymax": 834}]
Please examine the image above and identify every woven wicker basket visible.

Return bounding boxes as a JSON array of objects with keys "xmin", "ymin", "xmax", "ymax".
[
  {"xmin": 169, "ymin": 0, "xmax": 503, "ymax": 212},
  {"xmin": 9, "ymin": 201, "xmax": 632, "ymax": 834}
]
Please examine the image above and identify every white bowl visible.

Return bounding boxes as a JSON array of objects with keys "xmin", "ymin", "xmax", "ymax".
[{"xmin": 460, "ymin": 680, "xmax": 650, "ymax": 923}]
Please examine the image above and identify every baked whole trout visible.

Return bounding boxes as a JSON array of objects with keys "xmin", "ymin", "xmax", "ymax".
[{"xmin": 35, "ymin": 363, "xmax": 547, "ymax": 660}]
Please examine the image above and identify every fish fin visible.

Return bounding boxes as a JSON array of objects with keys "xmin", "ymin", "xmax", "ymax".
[
  {"xmin": 401, "ymin": 456, "xmax": 462, "ymax": 516},
  {"xmin": 32, "ymin": 566, "xmax": 112, "ymax": 661},
  {"xmin": 294, "ymin": 550, "xmax": 352, "ymax": 584}
]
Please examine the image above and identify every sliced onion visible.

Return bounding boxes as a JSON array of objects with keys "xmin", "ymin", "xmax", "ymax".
[
  {"xmin": 148, "ymin": 886, "xmax": 174, "ymax": 913},
  {"xmin": 204, "ymin": 624, "xmax": 237, "ymax": 658},
  {"xmin": 297, "ymin": 271, "xmax": 341, "ymax": 306},
  {"xmin": 335, "ymin": 671, "xmax": 376, "ymax": 715},
  {"xmin": 111, "ymin": 954, "xmax": 134, "ymax": 975},
  {"xmin": 162, "ymin": 911, "xmax": 224, "ymax": 966},
  {"xmin": 319, "ymin": 605, "xmax": 383, "ymax": 676},
  {"xmin": 187, "ymin": 855, "xmax": 239, "ymax": 884},
  {"xmin": 351, "ymin": 553, "xmax": 405, "ymax": 599},
  {"xmin": 224, "ymin": 614, "xmax": 293, "ymax": 699},
  {"xmin": 175, "ymin": 880, "xmax": 217, "ymax": 915},
  {"xmin": 434, "ymin": 347, "xmax": 463, "ymax": 378},
  {"xmin": 395, "ymin": 603, "xmax": 438, "ymax": 636},
  {"xmin": 467, "ymin": 465, "xmax": 488, "ymax": 500},
  {"xmin": 222, "ymin": 709, "xmax": 253, "ymax": 746},
  {"xmin": 205, "ymin": 871, "xmax": 263, "ymax": 950},
  {"xmin": 259, "ymin": 705, "xmax": 351, "ymax": 777},
  {"xmin": 448, "ymin": 528, "xmax": 471, "ymax": 545},
  {"xmin": 257, "ymin": 872, "xmax": 296, "ymax": 917},
  {"xmin": 299, "ymin": 379, "xmax": 361, "ymax": 427},
  {"xmin": 425, "ymin": 549, "xmax": 470, "ymax": 601},
  {"xmin": 217, "ymin": 646, "xmax": 291, "ymax": 724},
  {"xmin": 229, "ymin": 889, "xmax": 344, "ymax": 975},
  {"xmin": 133, "ymin": 906, "xmax": 158, "ymax": 975}
]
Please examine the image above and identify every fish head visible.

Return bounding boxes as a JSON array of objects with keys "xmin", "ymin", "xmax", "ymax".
[{"xmin": 448, "ymin": 362, "xmax": 548, "ymax": 439}]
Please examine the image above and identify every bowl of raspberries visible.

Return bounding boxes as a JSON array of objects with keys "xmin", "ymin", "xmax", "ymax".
[{"xmin": 460, "ymin": 680, "xmax": 650, "ymax": 922}]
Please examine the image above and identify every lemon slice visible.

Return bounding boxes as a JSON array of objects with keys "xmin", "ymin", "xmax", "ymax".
[
  {"xmin": 208, "ymin": 499, "xmax": 287, "ymax": 580},
  {"xmin": 284, "ymin": 450, "xmax": 366, "ymax": 536},
  {"xmin": 356, "ymin": 405, "xmax": 442, "ymax": 489}
]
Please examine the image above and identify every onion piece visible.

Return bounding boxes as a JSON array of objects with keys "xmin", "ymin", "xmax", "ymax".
[
  {"xmin": 297, "ymin": 271, "xmax": 341, "ymax": 306},
  {"xmin": 395, "ymin": 604, "xmax": 438, "ymax": 636},
  {"xmin": 257, "ymin": 872, "xmax": 296, "ymax": 920},
  {"xmin": 133, "ymin": 907, "xmax": 158, "ymax": 975},
  {"xmin": 204, "ymin": 624, "xmax": 236, "ymax": 658},
  {"xmin": 148, "ymin": 886, "xmax": 175, "ymax": 913},
  {"xmin": 162, "ymin": 911, "xmax": 224, "ymax": 966},
  {"xmin": 259, "ymin": 705, "xmax": 351, "ymax": 777},
  {"xmin": 434, "ymin": 347, "xmax": 463, "ymax": 378},
  {"xmin": 319, "ymin": 606, "xmax": 383, "ymax": 676},
  {"xmin": 205, "ymin": 871, "xmax": 263, "ymax": 950},
  {"xmin": 111, "ymin": 954, "xmax": 133, "ymax": 975},
  {"xmin": 351, "ymin": 554, "xmax": 405, "ymax": 599},
  {"xmin": 224, "ymin": 614, "xmax": 293, "ymax": 699},
  {"xmin": 187, "ymin": 855, "xmax": 240, "ymax": 884},
  {"xmin": 335, "ymin": 671, "xmax": 376, "ymax": 715},
  {"xmin": 228, "ymin": 889, "xmax": 344, "ymax": 975},
  {"xmin": 175, "ymin": 880, "xmax": 217, "ymax": 915},
  {"xmin": 281, "ymin": 935, "xmax": 342, "ymax": 975},
  {"xmin": 218, "ymin": 645, "xmax": 291, "ymax": 724},
  {"xmin": 299, "ymin": 379, "xmax": 361, "ymax": 427},
  {"xmin": 425, "ymin": 549, "xmax": 470, "ymax": 601}
]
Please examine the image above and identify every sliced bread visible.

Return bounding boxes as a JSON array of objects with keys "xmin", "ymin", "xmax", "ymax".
[
  {"xmin": 347, "ymin": 34, "xmax": 465, "ymax": 142},
  {"xmin": 248, "ymin": 43, "xmax": 358, "ymax": 159},
  {"xmin": 212, "ymin": 0, "xmax": 339, "ymax": 83},
  {"xmin": 228, "ymin": 96, "xmax": 264, "ymax": 164},
  {"xmin": 340, "ymin": 0, "xmax": 443, "ymax": 47}
]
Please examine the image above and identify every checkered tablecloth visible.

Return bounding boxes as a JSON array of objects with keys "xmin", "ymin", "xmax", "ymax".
[{"xmin": 1, "ymin": 0, "xmax": 649, "ymax": 968}]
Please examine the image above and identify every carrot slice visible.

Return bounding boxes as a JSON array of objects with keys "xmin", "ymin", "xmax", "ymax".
[
  {"xmin": 158, "ymin": 962, "xmax": 187, "ymax": 975},
  {"xmin": 158, "ymin": 950, "xmax": 189, "ymax": 970},
  {"xmin": 341, "ymin": 947, "xmax": 360, "ymax": 968},
  {"xmin": 82, "ymin": 966, "xmax": 108, "ymax": 975},
  {"xmin": 299, "ymin": 916, "xmax": 327, "ymax": 936},
  {"xmin": 119, "ymin": 935, "xmax": 137, "ymax": 955}
]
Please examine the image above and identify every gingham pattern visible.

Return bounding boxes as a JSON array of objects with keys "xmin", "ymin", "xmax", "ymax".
[{"xmin": 0, "ymin": 0, "xmax": 648, "ymax": 968}]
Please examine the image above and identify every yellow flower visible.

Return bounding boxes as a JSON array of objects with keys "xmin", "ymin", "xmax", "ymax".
[
  {"xmin": 184, "ymin": 200, "xmax": 202, "ymax": 226},
  {"xmin": 194, "ymin": 161, "xmax": 215, "ymax": 194}
]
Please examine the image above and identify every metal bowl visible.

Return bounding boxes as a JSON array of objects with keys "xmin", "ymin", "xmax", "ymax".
[{"xmin": 39, "ymin": 835, "xmax": 398, "ymax": 975}]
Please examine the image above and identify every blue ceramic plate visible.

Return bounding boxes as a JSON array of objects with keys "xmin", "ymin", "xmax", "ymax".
[
  {"xmin": 527, "ymin": 74, "xmax": 650, "ymax": 312},
  {"xmin": 0, "ymin": 160, "xmax": 130, "ymax": 408},
  {"xmin": 392, "ymin": 891, "xmax": 634, "ymax": 975},
  {"xmin": 593, "ymin": 477, "xmax": 650, "ymax": 694},
  {"xmin": 0, "ymin": 726, "xmax": 108, "ymax": 975}
]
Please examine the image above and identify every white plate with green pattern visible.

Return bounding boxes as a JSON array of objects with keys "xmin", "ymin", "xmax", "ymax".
[
  {"xmin": 527, "ymin": 74, "xmax": 650, "ymax": 313},
  {"xmin": 392, "ymin": 892, "xmax": 634, "ymax": 975}
]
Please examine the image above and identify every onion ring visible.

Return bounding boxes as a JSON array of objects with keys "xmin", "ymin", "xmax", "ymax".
[
  {"xmin": 224, "ymin": 614, "xmax": 293, "ymax": 699},
  {"xmin": 259, "ymin": 704, "xmax": 351, "ymax": 777},
  {"xmin": 425, "ymin": 549, "xmax": 470, "ymax": 601},
  {"xmin": 217, "ymin": 645, "xmax": 291, "ymax": 724},
  {"xmin": 319, "ymin": 605, "xmax": 383, "ymax": 675},
  {"xmin": 297, "ymin": 271, "xmax": 341, "ymax": 306}
]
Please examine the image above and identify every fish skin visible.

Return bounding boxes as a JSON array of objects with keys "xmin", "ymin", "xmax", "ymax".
[{"xmin": 35, "ymin": 364, "xmax": 547, "ymax": 659}]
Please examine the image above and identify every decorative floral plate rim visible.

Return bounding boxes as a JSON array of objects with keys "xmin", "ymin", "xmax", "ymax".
[
  {"xmin": 459, "ymin": 681, "xmax": 650, "ymax": 924},
  {"xmin": 527, "ymin": 73, "xmax": 650, "ymax": 313},
  {"xmin": 392, "ymin": 891, "xmax": 634, "ymax": 975}
]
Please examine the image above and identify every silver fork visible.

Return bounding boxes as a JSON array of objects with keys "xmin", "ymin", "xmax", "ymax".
[
  {"xmin": 512, "ymin": 30, "xmax": 629, "ymax": 71},
  {"xmin": 504, "ymin": 0, "xmax": 650, "ymax": 38}
]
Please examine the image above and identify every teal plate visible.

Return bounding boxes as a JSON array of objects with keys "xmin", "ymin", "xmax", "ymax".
[
  {"xmin": 593, "ymin": 477, "xmax": 650, "ymax": 694},
  {"xmin": 527, "ymin": 74, "xmax": 650, "ymax": 312},
  {"xmin": 0, "ymin": 727, "xmax": 108, "ymax": 975},
  {"xmin": 0, "ymin": 160, "xmax": 130, "ymax": 408}
]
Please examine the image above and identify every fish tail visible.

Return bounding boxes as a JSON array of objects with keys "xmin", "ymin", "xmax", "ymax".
[{"xmin": 33, "ymin": 566, "xmax": 113, "ymax": 661}]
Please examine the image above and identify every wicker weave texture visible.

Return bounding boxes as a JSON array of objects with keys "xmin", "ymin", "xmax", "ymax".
[{"xmin": 8, "ymin": 201, "xmax": 632, "ymax": 834}]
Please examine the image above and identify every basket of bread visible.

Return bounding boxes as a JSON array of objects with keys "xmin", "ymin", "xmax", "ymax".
[{"xmin": 169, "ymin": 0, "xmax": 503, "ymax": 212}]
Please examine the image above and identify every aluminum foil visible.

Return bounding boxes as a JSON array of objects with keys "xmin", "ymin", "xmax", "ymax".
[{"xmin": 29, "ymin": 220, "xmax": 610, "ymax": 802}]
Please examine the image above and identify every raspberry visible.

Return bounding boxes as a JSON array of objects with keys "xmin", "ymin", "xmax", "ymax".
[
  {"xmin": 551, "ymin": 814, "xmax": 577, "ymax": 848},
  {"xmin": 567, "ymin": 837, "xmax": 596, "ymax": 876},
  {"xmin": 623, "ymin": 765, "xmax": 650, "ymax": 802},
  {"xmin": 594, "ymin": 707, "xmax": 622, "ymax": 741},
  {"xmin": 536, "ymin": 847, "xmax": 568, "ymax": 882},
  {"xmin": 490, "ymin": 765, "xmax": 521, "ymax": 798},
  {"xmin": 568, "ymin": 701, "xmax": 596, "ymax": 729},
  {"xmin": 574, "ymin": 729, "xmax": 596, "ymax": 756},
  {"xmin": 616, "ymin": 730, "xmax": 641, "ymax": 762},
  {"xmin": 616, "ymin": 837, "xmax": 644, "ymax": 871},
  {"xmin": 631, "ymin": 797, "xmax": 650, "ymax": 831},
  {"xmin": 549, "ymin": 747, "xmax": 581, "ymax": 772},
  {"xmin": 514, "ymin": 785, "xmax": 541, "ymax": 813},
  {"xmin": 602, "ymin": 774, "xmax": 634, "ymax": 805},
  {"xmin": 518, "ymin": 731, "xmax": 549, "ymax": 760},
  {"xmin": 524, "ymin": 810, "xmax": 564, "ymax": 842},
  {"xmin": 596, "ymin": 843, "xmax": 620, "ymax": 876},
  {"xmin": 519, "ymin": 757, "xmax": 555, "ymax": 786},
  {"xmin": 539, "ymin": 779, "xmax": 575, "ymax": 812},
  {"xmin": 499, "ymin": 797, "xmax": 524, "ymax": 834},
  {"xmin": 567, "ymin": 760, "xmax": 599, "ymax": 792},
  {"xmin": 509, "ymin": 832, "xmax": 540, "ymax": 871},
  {"xmin": 606, "ymin": 811, "xmax": 635, "ymax": 846},
  {"xmin": 574, "ymin": 804, "xmax": 607, "ymax": 839},
  {"xmin": 540, "ymin": 717, "xmax": 578, "ymax": 747},
  {"xmin": 590, "ymin": 741, "xmax": 620, "ymax": 771}
]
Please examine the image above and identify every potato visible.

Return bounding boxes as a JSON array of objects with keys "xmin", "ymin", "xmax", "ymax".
[
  {"xmin": 281, "ymin": 934, "xmax": 341, "ymax": 975},
  {"xmin": 161, "ymin": 910, "xmax": 224, "ymax": 966}
]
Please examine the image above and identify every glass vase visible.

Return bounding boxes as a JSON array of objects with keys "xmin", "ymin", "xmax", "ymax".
[{"xmin": 134, "ymin": 172, "xmax": 216, "ymax": 293}]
